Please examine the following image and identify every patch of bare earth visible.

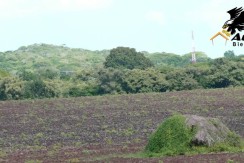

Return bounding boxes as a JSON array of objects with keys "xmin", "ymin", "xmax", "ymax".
[{"xmin": 0, "ymin": 88, "xmax": 244, "ymax": 162}]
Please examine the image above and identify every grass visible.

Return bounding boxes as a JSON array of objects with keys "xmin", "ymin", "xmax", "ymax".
[
  {"xmin": 115, "ymin": 139, "xmax": 244, "ymax": 161},
  {"xmin": 145, "ymin": 114, "xmax": 196, "ymax": 154}
]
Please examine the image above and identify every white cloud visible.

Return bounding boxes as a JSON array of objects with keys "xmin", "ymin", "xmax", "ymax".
[
  {"xmin": 145, "ymin": 11, "xmax": 165, "ymax": 26},
  {"xmin": 0, "ymin": 0, "xmax": 113, "ymax": 18}
]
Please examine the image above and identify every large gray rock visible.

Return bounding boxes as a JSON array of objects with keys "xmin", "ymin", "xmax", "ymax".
[{"xmin": 184, "ymin": 115, "xmax": 231, "ymax": 146}]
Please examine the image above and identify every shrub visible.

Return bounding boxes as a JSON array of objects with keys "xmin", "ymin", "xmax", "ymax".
[
  {"xmin": 24, "ymin": 80, "xmax": 56, "ymax": 99},
  {"xmin": 64, "ymin": 82, "xmax": 99, "ymax": 97},
  {"xmin": 145, "ymin": 115, "xmax": 195, "ymax": 154},
  {"xmin": 122, "ymin": 68, "xmax": 169, "ymax": 93},
  {"xmin": 97, "ymin": 68, "xmax": 125, "ymax": 94},
  {"xmin": 0, "ymin": 77, "xmax": 25, "ymax": 100}
]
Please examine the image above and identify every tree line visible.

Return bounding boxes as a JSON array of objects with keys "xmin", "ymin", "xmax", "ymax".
[{"xmin": 0, "ymin": 47, "xmax": 243, "ymax": 100}]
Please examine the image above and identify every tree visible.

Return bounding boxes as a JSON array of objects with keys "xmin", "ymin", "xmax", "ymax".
[
  {"xmin": 64, "ymin": 81, "xmax": 99, "ymax": 97},
  {"xmin": 202, "ymin": 58, "xmax": 244, "ymax": 88},
  {"xmin": 0, "ymin": 69, "xmax": 9, "ymax": 78},
  {"xmin": 224, "ymin": 50, "xmax": 235, "ymax": 59},
  {"xmin": 24, "ymin": 79, "xmax": 56, "ymax": 99},
  {"xmin": 166, "ymin": 69, "xmax": 201, "ymax": 91},
  {"xmin": 104, "ymin": 47, "xmax": 154, "ymax": 69},
  {"xmin": 73, "ymin": 69, "xmax": 97, "ymax": 81},
  {"xmin": 182, "ymin": 52, "xmax": 211, "ymax": 64},
  {"xmin": 97, "ymin": 68, "xmax": 125, "ymax": 94},
  {"xmin": 203, "ymin": 72, "xmax": 235, "ymax": 88},
  {"xmin": 122, "ymin": 69, "xmax": 169, "ymax": 93},
  {"xmin": 0, "ymin": 77, "xmax": 25, "ymax": 100},
  {"xmin": 17, "ymin": 69, "xmax": 38, "ymax": 81},
  {"xmin": 184, "ymin": 63, "xmax": 211, "ymax": 86},
  {"xmin": 38, "ymin": 68, "xmax": 59, "ymax": 79},
  {"xmin": 148, "ymin": 52, "xmax": 182, "ymax": 67}
]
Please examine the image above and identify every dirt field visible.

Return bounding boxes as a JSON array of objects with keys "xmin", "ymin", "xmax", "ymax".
[
  {"xmin": 3, "ymin": 145, "xmax": 244, "ymax": 162},
  {"xmin": 0, "ymin": 87, "xmax": 244, "ymax": 162}
]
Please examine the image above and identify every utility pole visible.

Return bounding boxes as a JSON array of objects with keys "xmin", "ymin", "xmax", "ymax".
[{"xmin": 191, "ymin": 31, "xmax": 196, "ymax": 64}]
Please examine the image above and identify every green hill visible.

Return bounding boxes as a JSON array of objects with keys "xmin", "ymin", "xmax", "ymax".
[
  {"xmin": 0, "ymin": 43, "xmax": 109, "ymax": 74},
  {"xmin": 0, "ymin": 44, "xmax": 212, "ymax": 75}
]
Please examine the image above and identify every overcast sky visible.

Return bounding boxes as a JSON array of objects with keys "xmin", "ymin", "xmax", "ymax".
[{"xmin": 0, "ymin": 0, "xmax": 243, "ymax": 58}]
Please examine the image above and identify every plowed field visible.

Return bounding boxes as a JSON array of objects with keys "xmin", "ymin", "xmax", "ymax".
[{"xmin": 1, "ymin": 88, "xmax": 244, "ymax": 162}]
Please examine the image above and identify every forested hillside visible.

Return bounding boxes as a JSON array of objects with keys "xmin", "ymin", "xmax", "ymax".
[
  {"xmin": 0, "ymin": 44, "xmax": 109, "ymax": 74},
  {"xmin": 0, "ymin": 44, "xmax": 243, "ymax": 100},
  {"xmin": 0, "ymin": 43, "xmax": 211, "ymax": 74}
]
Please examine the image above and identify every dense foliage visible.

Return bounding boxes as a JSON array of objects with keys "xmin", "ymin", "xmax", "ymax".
[
  {"xmin": 104, "ymin": 47, "xmax": 154, "ymax": 69},
  {"xmin": 0, "ymin": 44, "xmax": 243, "ymax": 100},
  {"xmin": 145, "ymin": 115, "xmax": 195, "ymax": 154}
]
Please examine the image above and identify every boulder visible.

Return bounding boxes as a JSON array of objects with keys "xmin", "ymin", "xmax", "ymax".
[{"xmin": 184, "ymin": 115, "xmax": 231, "ymax": 146}]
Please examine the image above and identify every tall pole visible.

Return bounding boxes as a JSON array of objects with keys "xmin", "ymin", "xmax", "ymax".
[{"xmin": 192, "ymin": 31, "xmax": 196, "ymax": 63}]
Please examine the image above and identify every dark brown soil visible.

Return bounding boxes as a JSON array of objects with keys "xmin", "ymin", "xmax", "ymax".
[
  {"xmin": 2, "ymin": 145, "xmax": 244, "ymax": 163},
  {"xmin": 0, "ymin": 87, "xmax": 244, "ymax": 162}
]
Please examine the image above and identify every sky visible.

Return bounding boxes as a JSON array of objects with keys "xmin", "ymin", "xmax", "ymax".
[{"xmin": 0, "ymin": 0, "xmax": 243, "ymax": 58}]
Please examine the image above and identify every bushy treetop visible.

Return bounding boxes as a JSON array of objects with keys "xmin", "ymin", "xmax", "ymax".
[{"xmin": 104, "ymin": 47, "xmax": 154, "ymax": 69}]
